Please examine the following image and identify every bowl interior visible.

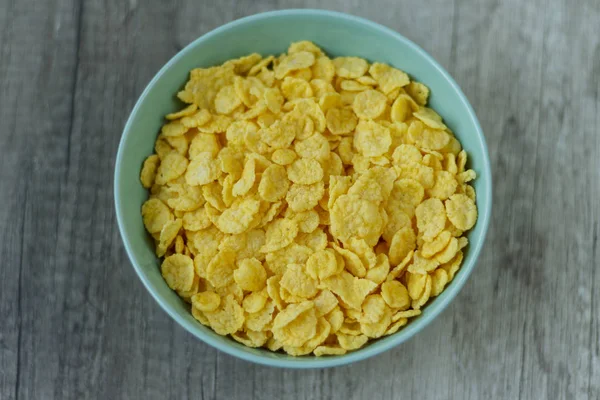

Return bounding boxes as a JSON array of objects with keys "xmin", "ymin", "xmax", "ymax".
[{"xmin": 115, "ymin": 10, "xmax": 491, "ymax": 368}]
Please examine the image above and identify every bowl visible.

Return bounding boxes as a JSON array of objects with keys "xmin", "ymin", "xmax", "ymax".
[{"xmin": 114, "ymin": 9, "xmax": 492, "ymax": 368}]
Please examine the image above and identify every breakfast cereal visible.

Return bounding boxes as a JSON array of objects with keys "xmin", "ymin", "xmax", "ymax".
[{"xmin": 139, "ymin": 41, "xmax": 478, "ymax": 356}]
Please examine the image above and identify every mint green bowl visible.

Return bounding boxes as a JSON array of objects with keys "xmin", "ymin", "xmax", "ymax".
[{"xmin": 114, "ymin": 9, "xmax": 492, "ymax": 368}]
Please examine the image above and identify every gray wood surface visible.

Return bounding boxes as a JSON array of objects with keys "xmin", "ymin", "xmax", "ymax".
[{"xmin": 0, "ymin": 0, "xmax": 598, "ymax": 399}]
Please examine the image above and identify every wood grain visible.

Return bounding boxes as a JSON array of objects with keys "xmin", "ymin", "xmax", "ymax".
[{"xmin": 0, "ymin": 0, "xmax": 598, "ymax": 399}]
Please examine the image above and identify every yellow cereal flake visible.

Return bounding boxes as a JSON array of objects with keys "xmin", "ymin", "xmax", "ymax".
[
  {"xmin": 322, "ymin": 271, "xmax": 377, "ymax": 310},
  {"xmin": 310, "ymin": 79, "xmax": 335, "ymax": 99},
  {"xmin": 265, "ymin": 243, "xmax": 312, "ymax": 276},
  {"xmin": 287, "ymin": 158, "xmax": 323, "ymax": 185},
  {"xmin": 392, "ymin": 144, "xmax": 422, "ymax": 165},
  {"xmin": 286, "ymin": 181, "xmax": 325, "ymax": 212},
  {"xmin": 319, "ymin": 92, "xmax": 342, "ymax": 112},
  {"xmin": 261, "ymin": 218, "xmax": 299, "ymax": 253},
  {"xmin": 231, "ymin": 157, "xmax": 256, "ymax": 197},
  {"xmin": 214, "ymin": 84, "xmax": 242, "ymax": 114},
  {"xmin": 407, "ymin": 250, "xmax": 440, "ymax": 274},
  {"xmin": 412, "ymin": 274, "xmax": 432, "ymax": 309},
  {"xmin": 346, "ymin": 237, "xmax": 377, "ymax": 269},
  {"xmin": 311, "ymin": 56, "xmax": 336, "ymax": 82},
  {"xmin": 140, "ymin": 155, "xmax": 160, "ymax": 188},
  {"xmin": 353, "ymin": 89, "xmax": 387, "ymax": 119},
  {"xmin": 365, "ymin": 253, "xmax": 390, "ymax": 284},
  {"xmin": 255, "ymin": 164, "xmax": 288, "ymax": 202},
  {"xmin": 161, "ymin": 254, "xmax": 195, "ymax": 291},
  {"xmin": 189, "ymin": 133, "xmax": 220, "ymax": 160},
  {"xmin": 224, "ymin": 53, "xmax": 262, "ymax": 75},
  {"xmin": 294, "ymin": 133, "xmax": 329, "ymax": 161},
  {"xmin": 354, "ymin": 120, "xmax": 391, "ymax": 157},
  {"xmin": 368, "ymin": 63, "xmax": 410, "ymax": 93},
  {"xmin": 313, "ymin": 289, "xmax": 338, "ymax": 317},
  {"xmin": 405, "ymin": 81, "xmax": 430, "ymax": 105},
  {"xmin": 272, "ymin": 301, "xmax": 317, "ymax": 347},
  {"xmin": 242, "ymin": 289, "xmax": 268, "ymax": 313},
  {"xmin": 389, "ymin": 226, "xmax": 417, "ymax": 266},
  {"xmin": 382, "ymin": 208, "xmax": 411, "ymax": 243},
  {"xmin": 216, "ymin": 197, "xmax": 261, "ymax": 234},
  {"xmin": 274, "ymin": 51, "xmax": 316, "ymax": 79},
  {"xmin": 165, "ymin": 103, "xmax": 198, "ymax": 120},
  {"xmin": 326, "ymin": 107, "xmax": 357, "ymax": 135},
  {"xmin": 430, "ymin": 268, "xmax": 449, "ymax": 297},
  {"xmin": 360, "ymin": 306, "xmax": 392, "ymax": 338},
  {"xmin": 166, "ymin": 183, "xmax": 204, "ymax": 212},
  {"xmin": 407, "ymin": 120, "xmax": 450, "ymax": 150},
  {"xmin": 440, "ymin": 250, "xmax": 463, "ymax": 282},
  {"xmin": 232, "ymin": 329, "xmax": 268, "ymax": 348},
  {"xmin": 413, "ymin": 107, "xmax": 447, "ymax": 130},
  {"xmin": 380, "ymin": 280, "xmax": 410, "ymax": 310},
  {"xmin": 197, "ymin": 115, "xmax": 232, "ymax": 134},
  {"xmin": 445, "ymin": 193, "xmax": 477, "ymax": 230},
  {"xmin": 191, "ymin": 291, "xmax": 221, "ymax": 312},
  {"xmin": 155, "ymin": 152, "xmax": 188, "ymax": 185},
  {"xmin": 140, "ymin": 42, "xmax": 478, "ymax": 356},
  {"xmin": 289, "ymin": 41, "xmax": 324, "ymax": 56},
  {"xmin": 330, "ymin": 195, "xmax": 383, "ymax": 246},
  {"xmin": 291, "ymin": 209, "xmax": 320, "ymax": 233},
  {"xmin": 407, "ymin": 272, "xmax": 427, "ymax": 300},
  {"xmin": 204, "ymin": 294, "xmax": 245, "ymax": 335},
  {"xmin": 296, "ymin": 230, "xmax": 328, "ymax": 252},
  {"xmin": 156, "ymin": 218, "xmax": 182, "ymax": 257},
  {"xmin": 421, "ymin": 230, "xmax": 452, "ymax": 258},
  {"xmin": 288, "ymin": 68, "xmax": 314, "ymax": 81},
  {"xmin": 271, "ymin": 148, "xmax": 297, "ymax": 166},
  {"xmin": 435, "ymin": 237, "xmax": 460, "ymax": 264},
  {"xmin": 427, "ymin": 170, "xmax": 458, "ymax": 200},
  {"xmin": 314, "ymin": 345, "xmax": 347, "ymax": 356},
  {"xmin": 184, "ymin": 152, "xmax": 221, "ymax": 186},
  {"xmin": 233, "ymin": 257, "xmax": 267, "ymax": 291},
  {"xmin": 340, "ymin": 79, "xmax": 370, "ymax": 92},
  {"xmin": 205, "ymin": 250, "xmax": 236, "ymax": 288},
  {"xmin": 332, "ymin": 243, "xmax": 367, "ymax": 278},
  {"xmin": 181, "ymin": 109, "xmax": 212, "ymax": 129},
  {"xmin": 336, "ymin": 333, "xmax": 368, "ymax": 350},
  {"xmin": 415, "ymin": 198, "xmax": 447, "ymax": 241},
  {"xmin": 248, "ymin": 55, "xmax": 275, "ymax": 76},
  {"xmin": 280, "ymin": 263, "xmax": 319, "ymax": 299},
  {"xmin": 359, "ymin": 294, "xmax": 387, "ymax": 323},
  {"xmin": 142, "ymin": 198, "xmax": 173, "ymax": 233},
  {"xmin": 281, "ymin": 77, "xmax": 313, "ymax": 100},
  {"xmin": 161, "ymin": 121, "xmax": 188, "ymax": 138},
  {"xmin": 333, "ymin": 57, "xmax": 368, "ymax": 79},
  {"xmin": 178, "ymin": 64, "xmax": 237, "ymax": 111}
]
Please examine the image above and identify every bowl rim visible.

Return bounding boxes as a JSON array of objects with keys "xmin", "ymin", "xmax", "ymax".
[{"xmin": 114, "ymin": 8, "xmax": 492, "ymax": 369}]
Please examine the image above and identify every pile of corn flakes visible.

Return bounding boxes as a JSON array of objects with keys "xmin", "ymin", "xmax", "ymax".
[{"xmin": 140, "ymin": 41, "xmax": 477, "ymax": 356}]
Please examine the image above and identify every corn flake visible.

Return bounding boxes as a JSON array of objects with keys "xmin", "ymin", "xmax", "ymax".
[
  {"xmin": 326, "ymin": 107, "xmax": 357, "ymax": 135},
  {"xmin": 261, "ymin": 218, "xmax": 299, "ymax": 253},
  {"xmin": 354, "ymin": 120, "xmax": 391, "ymax": 157},
  {"xmin": 216, "ymin": 197, "xmax": 261, "ymax": 234},
  {"xmin": 191, "ymin": 291, "xmax": 221, "ymax": 312},
  {"xmin": 353, "ymin": 89, "xmax": 387, "ymax": 119},
  {"xmin": 333, "ymin": 57, "xmax": 368, "ymax": 79},
  {"xmin": 233, "ymin": 257, "xmax": 267, "ymax": 291},
  {"xmin": 369, "ymin": 63, "xmax": 409, "ymax": 93},
  {"xmin": 445, "ymin": 193, "xmax": 477, "ymax": 230},
  {"xmin": 141, "ymin": 42, "xmax": 478, "ymax": 356},
  {"xmin": 322, "ymin": 271, "xmax": 377, "ymax": 310},
  {"xmin": 142, "ymin": 198, "xmax": 173, "ymax": 233},
  {"xmin": 161, "ymin": 254, "xmax": 195, "ymax": 291},
  {"xmin": 287, "ymin": 158, "xmax": 323, "ymax": 185}
]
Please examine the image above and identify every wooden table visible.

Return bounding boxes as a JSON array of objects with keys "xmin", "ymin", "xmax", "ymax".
[{"xmin": 1, "ymin": 0, "xmax": 598, "ymax": 399}]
